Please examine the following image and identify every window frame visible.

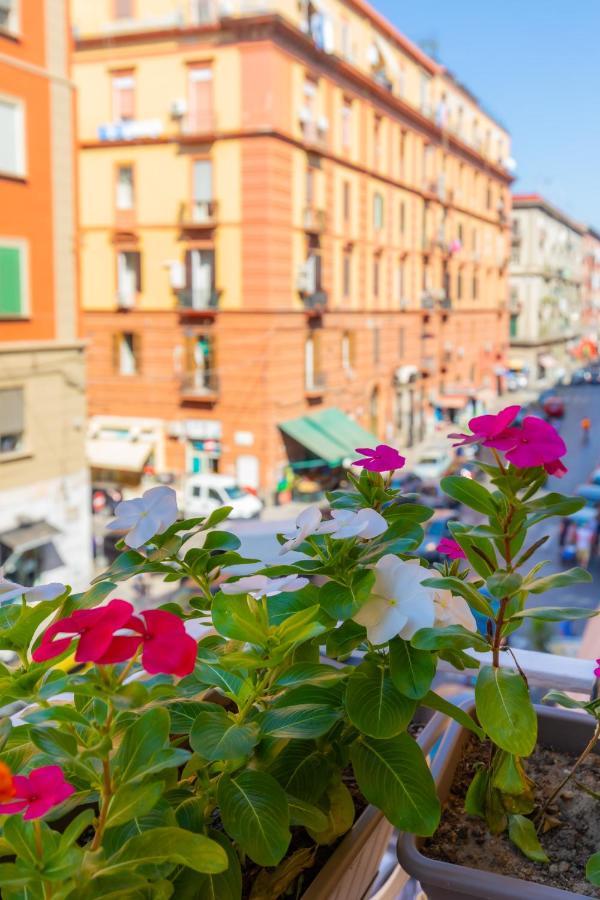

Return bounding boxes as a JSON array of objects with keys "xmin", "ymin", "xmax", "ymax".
[
  {"xmin": 373, "ymin": 191, "xmax": 384, "ymax": 231},
  {"xmin": 0, "ymin": 93, "xmax": 26, "ymax": 178},
  {"xmin": 0, "ymin": 384, "xmax": 25, "ymax": 458},
  {"xmin": 0, "ymin": 0, "xmax": 20, "ymax": 36},
  {"xmin": 111, "ymin": 70, "xmax": 136, "ymax": 123},
  {"xmin": 115, "ymin": 163, "xmax": 135, "ymax": 211},
  {"xmin": 0, "ymin": 239, "xmax": 28, "ymax": 319}
]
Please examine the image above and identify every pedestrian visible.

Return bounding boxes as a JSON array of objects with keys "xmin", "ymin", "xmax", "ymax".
[
  {"xmin": 576, "ymin": 522, "xmax": 594, "ymax": 569},
  {"xmin": 558, "ymin": 517, "xmax": 570, "ymax": 548}
]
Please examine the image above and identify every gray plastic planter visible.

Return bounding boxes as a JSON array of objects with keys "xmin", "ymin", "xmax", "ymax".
[{"xmin": 397, "ymin": 702, "xmax": 598, "ymax": 900}]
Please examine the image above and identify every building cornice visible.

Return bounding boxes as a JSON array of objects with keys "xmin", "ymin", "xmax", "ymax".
[{"xmin": 513, "ymin": 193, "xmax": 586, "ymax": 235}]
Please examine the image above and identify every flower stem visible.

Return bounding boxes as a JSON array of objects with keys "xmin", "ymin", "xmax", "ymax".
[
  {"xmin": 91, "ymin": 704, "xmax": 115, "ymax": 852},
  {"xmin": 34, "ymin": 820, "xmax": 52, "ymax": 899},
  {"xmin": 537, "ymin": 721, "xmax": 600, "ymax": 827}
]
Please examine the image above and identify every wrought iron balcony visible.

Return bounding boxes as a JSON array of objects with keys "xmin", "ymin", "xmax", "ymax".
[
  {"xmin": 177, "ymin": 288, "xmax": 220, "ymax": 311},
  {"xmin": 178, "ymin": 200, "xmax": 218, "ymax": 229},
  {"xmin": 180, "ymin": 370, "xmax": 219, "ymax": 398},
  {"xmin": 302, "ymin": 206, "xmax": 327, "ymax": 232},
  {"xmin": 303, "ymin": 290, "xmax": 328, "ymax": 310}
]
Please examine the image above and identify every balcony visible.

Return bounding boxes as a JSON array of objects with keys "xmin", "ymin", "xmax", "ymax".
[
  {"xmin": 302, "ymin": 290, "xmax": 328, "ymax": 311},
  {"xmin": 420, "ymin": 292, "xmax": 435, "ymax": 310},
  {"xmin": 178, "ymin": 200, "xmax": 218, "ymax": 230},
  {"xmin": 180, "ymin": 370, "xmax": 219, "ymax": 399},
  {"xmin": 177, "ymin": 289, "xmax": 220, "ymax": 312},
  {"xmin": 302, "ymin": 206, "xmax": 327, "ymax": 233}
]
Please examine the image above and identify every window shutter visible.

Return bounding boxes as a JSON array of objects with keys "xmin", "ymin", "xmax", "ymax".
[
  {"xmin": 132, "ymin": 333, "xmax": 142, "ymax": 373},
  {"xmin": 133, "ymin": 252, "xmax": 142, "ymax": 293},
  {"xmin": 0, "ymin": 387, "xmax": 24, "ymax": 434},
  {"xmin": 188, "ymin": 67, "xmax": 213, "ymax": 132},
  {"xmin": 0, "ymin": 100, "xmax": 23, "ymax": 176},
  {"xmin": 193, "ymin": 160, "xmax": 212, "ymax": 202},
  {"xmin": 0, "ymin": 245, "xmax": 22, "ymax": 314}
]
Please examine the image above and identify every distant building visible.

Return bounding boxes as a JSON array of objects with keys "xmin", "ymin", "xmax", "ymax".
[
  {"xmin": 0, "ymin": 1, "xmax": 91, "ymax": 587},
  {"xmin": 72, "ymin": 0, "xmax": 512, "ymax": 494},
  {"xmin": 509, "ymin": 194, "xmax": 584, "ymax": 383},
  {"xmin": 581, "ymin": 227, "xmax": 600, "ymax": 349}
]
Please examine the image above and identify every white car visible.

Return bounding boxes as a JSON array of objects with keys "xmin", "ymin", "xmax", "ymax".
[
  {"xmin": 412, "ymin": 448, "xmax": 453, "ymax": 482},
  {"xmin": 183, "ymin": 474, "xmax": 262, "ymax": 520}
]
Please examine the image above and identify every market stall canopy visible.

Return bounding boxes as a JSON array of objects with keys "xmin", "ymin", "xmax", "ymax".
[
  {"xmin": 86, "ymin": 439, "xmax": 152, "ymax": 473},
  {"xmin": 279, "ymin": 408, "xmax": 378, "ymax": 467}
]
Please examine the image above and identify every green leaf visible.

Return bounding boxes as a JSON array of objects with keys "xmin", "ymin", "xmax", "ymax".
[
  {"xmin": 191, "ymin": 662, "xmax": 250, "ymax": 701},
  {"xmin": 115, "ymin": 707, "xmax": 170, "ymax": 783},
  {"xmin": 260, "ymin": 704, "xmax": 341, "ymax": 739},
  {"xmin": 271, "ymin": 682, "xmax": 343, "ymax": 708},
  {"xmin": 441, "ymin": 475, "xmax": 498, "ymax": 515},
  {"xmin": 326, "ymin": 620, "xmax": 366, "ymax": 660},
  {"xmin": 526, "ymin": 567, "xmax": 592, "ymax": 594},
  {"xmin": 351, "ymin": 732, "xmax": 440, "ymax": 836},
  {"xmin": 509, "ymin": 606, "xmax": 599, "ymax": 622},
  {"xmin": 287, "ymin": 795, "xmax": 329, "ymax": 831},
  {"xmin": 508, "ymin": 815, "xmax": 549, "ymax": 863},
  {"xmin": 0, "ymin": 863, "xmax": 32, "ymax": 889},
  {"xmin": 306, "ymin": 781, "xmax": 355, "ymax": 845},
  {"xmin": 389, "ymin": 637, "xmax": 435, "ymax": 700},
  {"xmin": 267, "ymin": 743, "xmax": 331, "ymax": 803},
  {"xmin": 587, "ymin": 852, "xmax": 600, "ymax": 886},
  {"xmin": 217, "ymin": 771, "xmax": 291, "ymax": 866},
  {"xmin": 190, "ymin": 709, "xmax": 259, "ymax": 760},
  {"xmin": 273, "ymin": 663, "xmax": 350, "ymax": 687},
  {"xmin": 101, "ymin": 826, "xmax": 228, "ymax": 875},
  {"xmin": 211, "ymin": 592, "xmax": 267, "ymax": 644},
  {"xmin": 203, "ymin": 530, "xmax": 241, "ymax": 551},
  {"xmin": 106, "ymin": 782, "xmax": 163, "ymax": 827},
  {"xmin": 412, "ymin": 625, "xmax": 489, "ymax": 653},
  {"xmin": 167, "ymin": 701, "xmax": 210, "ymax": 734},
  {"xmin": 174, "ymin": 829, "xmax": 242, "ymax": 900},
  {"xmin": 3, "ymin": 817, "xmax": 37, "ymax": 865},
  {"xmin": 421, "ymin": 691, "xmax": 485, "ymax": 740},
  {"xmin": 319, "ymin": 581, "xmax": 360, "ymax": 620},
  {"xmin": 203, "ymin": 506, "xmax": 233, "ymax": 529},
  {"xmin": 475, "ymin": 665, "xmax": 537, "ymax": 756},
  {"xmin": 345, "ymin": 661, "xmax": 415, "ymax": 738},
  {"xmin": 420, "ymin": 577, "xmax": 494, "ymax": 617},
  {"xmin": 464, "ymin": 767, "xmax": 488, "ymax": 817},
  {"xmin": 486, "ymin": 572, "xmax": 523, "ymax": 599},
  {"xmin": 59, "ymin": 809, "xmax": 95, "ymax": 852},
  {"xmin": 29, "ymin": 726, "xmax": 77, "ymax": 758},
  {"xmin": 543, "ymin": 690, "xmax": 589, "ymax": 710}
]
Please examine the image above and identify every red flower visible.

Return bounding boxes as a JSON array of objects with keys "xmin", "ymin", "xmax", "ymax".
[
  {"xmin": 489, "ymin": 417, "xmax": 567, "ymax": 469},
  {"xmin": 449, "ymin": 406, "xmax": 521, "ymax": 447},
  {"xmin": 543, "ymin": 458, "xmax": 568, "ymax": 478},
  {"xmin": 437, "ymin": 537, "xmax": 466, "ymax": 560},
  {"xmin": 0, "ymin": 762, "xmax": 15, "ymax": 802},
  {"xmin": 353, "ymin": 444, "xmax": 406, "ymax": 473},
  {"xmin": 0, "ymin": 766, "xmax": 74, "ymax": 820},
  {"xmin": 33, "ymin": 599, "xmax": 197, "ymax": 678}
]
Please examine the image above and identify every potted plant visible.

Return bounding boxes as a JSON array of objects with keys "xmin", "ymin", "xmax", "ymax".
[
  {"xmin": 0, "ymin": 445, "xmax": 480, "ymax": 899},
  {"xmin": 397, "ymin": 406, "xmax": 600, "ymax": 898}
]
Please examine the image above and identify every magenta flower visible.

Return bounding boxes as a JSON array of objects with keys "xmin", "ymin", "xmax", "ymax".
[
  {"xmin": 449, "ymin": 406, "xmax": 521, "ymax": 448},
  {"xmin": 595, "ymin": 658, "xmax": 600, "ymax": 678},
  {"xmin": 0, "ymin": 766, "xmax": 74, "ymax": 820},
  {"xmin": 490, "ymin": 417, "xmax": 567, "ymax": 468},
  {"xmin": 33, "ymin": 600, "xmax": 197, "ymax": 678},
  {"xmin": 353, "ymin": 444, "xmax": 406, "ymax": 473},
  {"xmin": 437, "ymin": 537, "xmax": 466, "ymax": 560},
  {"xmin": 544, "ymin": 458, "xmax": 568, "ymax": 478},
  {"xmin": 32, "ymin": 598, "xmax": 136, "ymax": 664}
]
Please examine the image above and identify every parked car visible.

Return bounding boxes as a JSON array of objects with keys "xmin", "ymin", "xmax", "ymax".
[
  {"xmin": 91, "ymin": 483, "xmax": 123, "ymax": 516},
  {"xmin": 412, "ymin": 447, "xmax": 453, "ymax": 482},
  {"xmin": 183, "ymin": 474, "xmax": 263, "ymax": 520},
  {"xmin": 418, "ymin": 510, "xmax": 461, "ymax": 563},
  {"xmin": 541, "ymin": 395, "xmax": 565, "ymax": 418},
  {"xmin": 571, "ymin": 368, "xmax": 592, "ymax": 386}
]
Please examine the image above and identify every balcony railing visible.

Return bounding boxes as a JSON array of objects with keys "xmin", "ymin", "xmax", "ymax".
[
  {"xmin": 179, "ymin": 200, "xmax": 218, "ymax": 229},
  {"xmin": 302, "ymin": 290, "xmax": 328, "ymax": 310},
  {"xmin": 177, "ymin": 289, "xmax": 220, "ymax": 311},
  {"xmin": 302, "ymin": 207, "xmax": 327, "ymax": 232},
  {"xmin": 181, "ymin": 370, "xmax": 219, "ymax": 397}
]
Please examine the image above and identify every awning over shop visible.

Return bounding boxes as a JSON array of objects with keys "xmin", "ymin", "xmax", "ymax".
[
  {"xmin": 86, "ymin": 439, "xmax": 153, "ymax": 473},
  {"xmin": 434, "ymin": 395, "xmax": 468, "ymax": 410},
  {"xmin": 0, "ymin": 521, "xmax": 60, "ymax": 552},
  {"xmin": 279, "ymin": 407, "xmax": 378, "ymax": 467}
]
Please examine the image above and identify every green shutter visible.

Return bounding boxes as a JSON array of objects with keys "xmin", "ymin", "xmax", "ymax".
[{"xmin": 0, "ymin": 246, "xmax": 22, "ymax": 315}]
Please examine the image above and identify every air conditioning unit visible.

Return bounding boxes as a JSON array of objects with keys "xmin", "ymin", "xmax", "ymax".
[
  {"xmin": 116, "ymin": 291, "xmax": 135, "ymax": 310},
  {"xmin": 170, "ymin": 98, "xmax": 187, "ymax": 119},
  {"xmin": 296, "ymin": 263, "xmax": 311, "ymax": 294}
]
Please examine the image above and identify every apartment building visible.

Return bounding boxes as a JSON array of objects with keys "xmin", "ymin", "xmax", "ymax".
[
  {"xmin": 72, "ymin": 0, "xmax": 512, "ymax": 494},
  {"xmin": 510, "ymin": 194, "xmax": 585, "ymax": 382},
  {"xmin": 0, "ymin": 0, "xmax": 90, "ymax": 586},
  {"xmin": 581, "ymin": 227, "xmax": 600, "ymax": 349}
]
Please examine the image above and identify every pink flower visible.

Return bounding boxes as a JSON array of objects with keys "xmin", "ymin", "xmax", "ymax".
[
  {"xmin": 353, "ymin": 444, "xmax": 406, "ymax": 473},
  {"xmin": 0, "ymin": 766, "xmax": 74, "ymax": 820},
  {"xmin": 437, "ymin": 538, "xmax": 466, "ymax": 560},
  {"xmin": 33, "ymin": 600, "xmax": 197, "ymax": 678},
  {"xmin": 544, "ymin": 459, "xmax": 568, "ymax": 478},
  {"xmin": 449, "ymin": 406, "xmax": 521, "ymax": 447},
  {"xmin": 490, "ymin": 417, "xmax": 567, "ymax": 469},
  {"xmin": 32, "ymin": 598, "xmax": 136, "ymax": 664},
  {"xmin": 595, "ymin": 659, "xmax": 600, "ymax": 678}
]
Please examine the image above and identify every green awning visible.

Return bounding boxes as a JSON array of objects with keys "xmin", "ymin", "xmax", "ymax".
[{"xmin": 279, "ymin": 407, "xmax": 378, "ymax": 466}]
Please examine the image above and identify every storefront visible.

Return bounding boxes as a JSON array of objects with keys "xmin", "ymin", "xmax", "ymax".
[{"xmin": 168, "ymin": 419, "xmax": 223, "ymax": 474}]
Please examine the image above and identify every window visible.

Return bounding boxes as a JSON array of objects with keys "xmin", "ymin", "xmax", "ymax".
[
  {"xmin": 0, "ymin": 242, "xmax": 26, "ymax": 316},
  {"xmin": 0, "ymin": 0, "xmax": 19, "ymax": 33},
  {"xmin": 342, "ymin": 180, "xmax": 351, "ymax": 222},
  {"xmin": 306, "ymin": 167, "xmax": 314, "ymax": 204},
  {"xmin": 457, "ymin": 222, "xmax": 464, "ymax": 244},
  {"xmin": 486, "ymin": 181, "xmax": 492, "ymax": 210},
  {"xmin": 341, "ymin": 99, "xmax": 352, "ymax": 150},
  {"xmin": 184, "ymin": 332, "xmax": 215, "ymax": 392},
  {"xmin": 0, "ymin": 98, "xmax": 25, "ymax": 177},
  {"xmin": 399, "ymin": 327, "xmax": 405, "ymax": 357},
  {"xmin": 472, "ymin": 274, "xmax": 478, "ymax": 300},
  {"xmin": 374, "ymin": 115, "xmax": 382, "ymax": 164},
  {"xmin": 301, "ymin": 77, "xmax": 317, "ymax": 142},
  {"xmin": 192, "ymin": 159, "xmax": 213, "ymax": 220},
  {"xmin": 305, "ymin": 331, "xmax": 324, "ymax": 391},
  {"xmin": 373, "ymin": 192, "xmax": 384, "ymax": 231},
  {"xmin": 0, "ymin": 387, "xmax": 24, "ymax": 455},
  {"xmin": 114, "ymin": 0, "xmax": 133, "ymax": 17},
  {"xmin": 187, "ymin": 66, "xmax": 213, "ymax": 132},
  {"xmin": 457, "ymin": 269, "xmax": 463, "ymax": 300},
  {"xmin": 185, "ymin": 248, "xmax": 216, "ymax": 308},
  {"xmin": 373, "ymin": 255, "xmax": 380, "ymax": 297},
  {"xmin": 510, "ymin": 314, "xmax": 518, "ymax": 339},
  {"xmin": 340, "ymin": 19, "xmax": 351, "ymax": 58},
  {"xmin": 399, "ymin": 200, "xmax": 406, "ymax": 236},
  {"xmin": 191, "ymin": 0, "xmax": 217, "ymax": 24},
  {"xmin": 342, "ymin": 248, "xmax": 351, "ymax": 297},
  {"xmin": 397, "ymin": 259, "xmax": 405, "ymax": 302},
  {"xmin": 373, "ymin": 327, "xmax": 380, "ymax": 363},
  {"xmin": 115, "ymin": 333, "xmax": 140, "ymax": 376},
  {"xmin": 115, "ymin": 165, "xmax": 134, "ymax": 210},
  {"xmin": 117, "ymin": 251, "xmax": 141, "ymax": 303},
  {"xmin": 341, "ymin": 331, "xmax": 355, "ymax": 371},
  {"xmin": 112, "ymin": 72, "xmax": 135, "ymax": 121},
  {"xmin": 419, "ymin": 72, "xmax": 431, "ymax": 114}
]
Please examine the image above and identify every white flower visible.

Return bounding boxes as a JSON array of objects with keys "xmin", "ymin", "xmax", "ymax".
[
  {"xmin": 221, "ymin": 573, "xmax": 309, "ymax": 598},
  {"xmin": 433, "ymin": 587, "xmax": 477, "ymax": 632},
  {"xmin": 328, "ymin": 508, "xmax": 387, "ymax": 540},
  {"xmin": 107, "ymin": 485, "xmax": 179, "ymax": 549},
  {"xmin": 0, "ymin": 579, "xmax": 65, "ymax": 605},
  {"xmin": 279, "ymin": 506, "xmax": 324, "ymax": 554},
  {"xmin": 352, "ymin": 554, "xmax": 435, "ymax": 645}
]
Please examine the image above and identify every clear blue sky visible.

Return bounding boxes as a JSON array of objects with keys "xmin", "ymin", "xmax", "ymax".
[{"xmin": 376, "ymin": 0, "xmax": 600, "ymax": 228}]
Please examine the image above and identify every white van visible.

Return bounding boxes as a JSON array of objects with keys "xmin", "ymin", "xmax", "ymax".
[{"xmin": 184, "ymin": 474, "xmax": 263, "ymax": 520}]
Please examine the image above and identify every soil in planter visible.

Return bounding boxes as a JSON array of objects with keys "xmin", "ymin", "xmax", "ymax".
[{"xmin": 423, "ymin": 736, "xmax": 600, "ymax": 897}]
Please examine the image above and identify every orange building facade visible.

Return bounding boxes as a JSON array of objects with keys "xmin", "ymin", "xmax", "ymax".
[
  {"xmin": 0, "ymin": 0, "xmax": 91, "ymax": 585},
  {"xmin": 72, "ymin": 0, "xmax": 512, "ymax": 494}
]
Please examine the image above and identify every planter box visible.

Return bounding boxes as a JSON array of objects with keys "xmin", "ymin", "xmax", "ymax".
[{"xmin": 397, "ymin": 702, "xmax": 598, "ymax": 900}]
